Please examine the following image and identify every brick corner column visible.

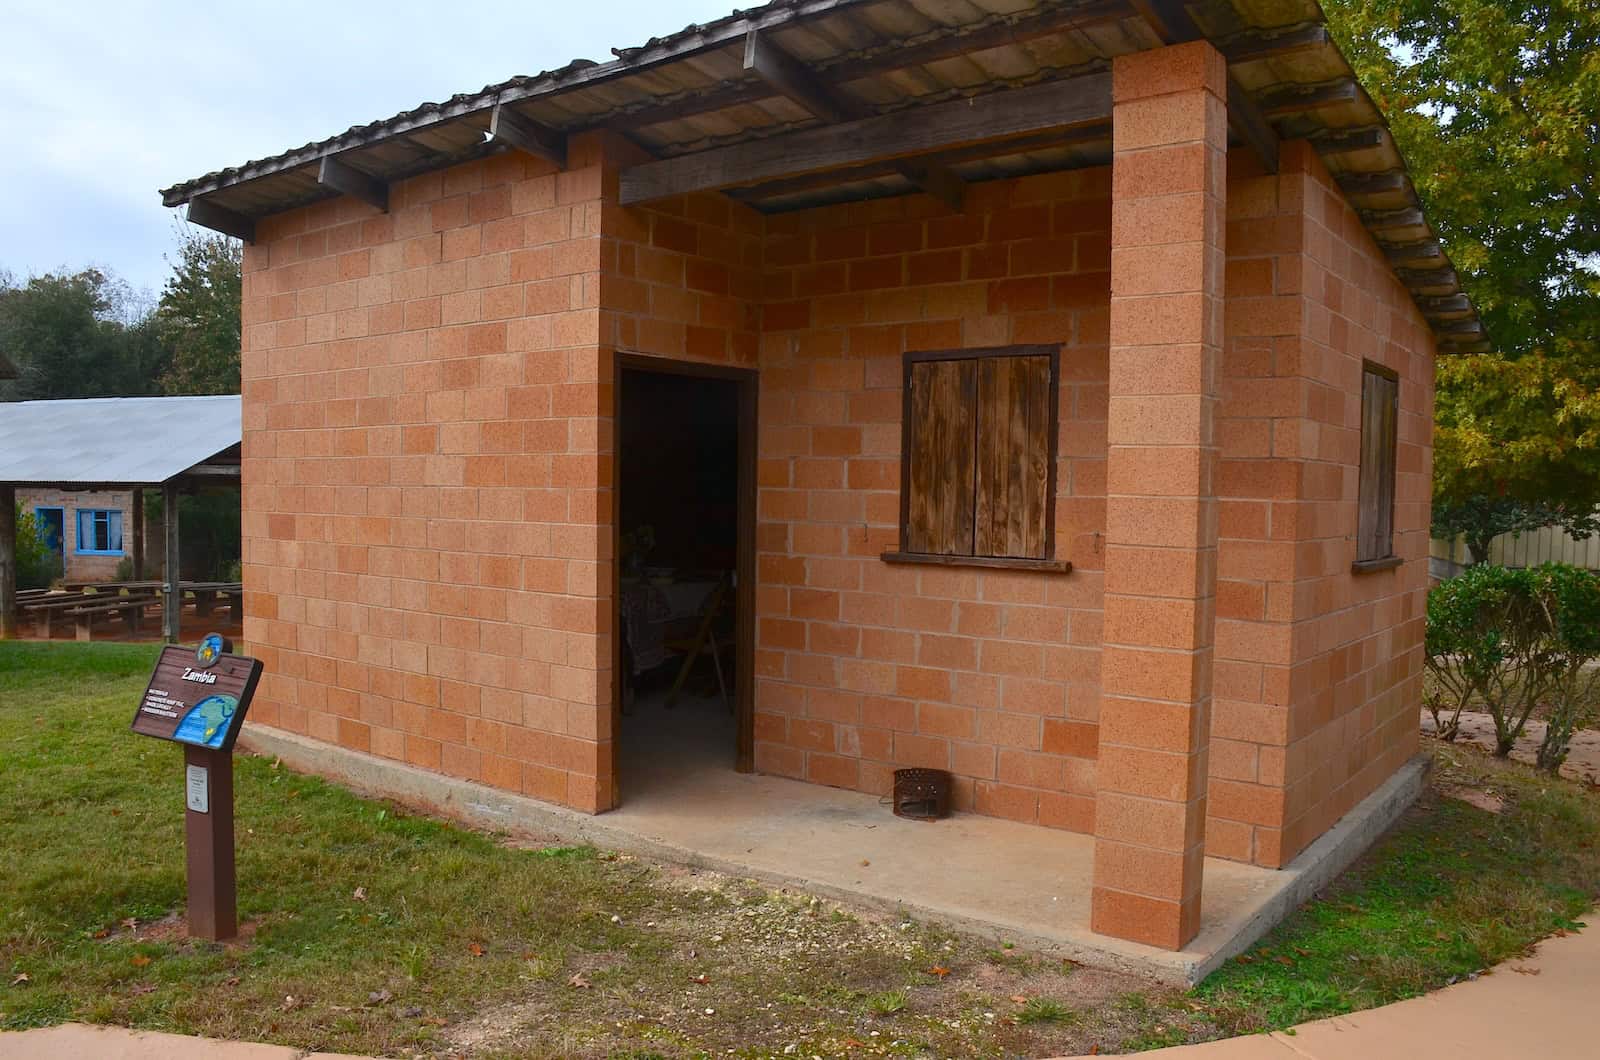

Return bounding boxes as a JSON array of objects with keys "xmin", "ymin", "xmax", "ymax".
[{"xmin": 1091, "ymin": 40, "xmax": 1228, "ymax": 951}]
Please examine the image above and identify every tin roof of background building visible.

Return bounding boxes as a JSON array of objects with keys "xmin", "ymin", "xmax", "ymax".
[{"xmin": 0, "ymin": 396, "xmax": 241, "ymax": 487}]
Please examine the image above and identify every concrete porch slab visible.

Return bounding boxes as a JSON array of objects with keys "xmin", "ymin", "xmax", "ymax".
[{"xmin": 239, "ymin": 724, "xmax": 1426, "ymax": 985}]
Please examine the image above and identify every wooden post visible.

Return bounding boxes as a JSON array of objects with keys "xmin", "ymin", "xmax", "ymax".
[
  {"xmin": 0, "ymin": 485, "xmax": 16, "ymax": 640},
  {"xmin": 163, "ymin": 481, "xmax": 181, "ymax": 644},
  {"xmin": 132, "ymin": 487, "xmax": 145, "ymax": 580},
  {"xmin": 183, "ymin": 744, "xmax": 237, "ymax": 940}
]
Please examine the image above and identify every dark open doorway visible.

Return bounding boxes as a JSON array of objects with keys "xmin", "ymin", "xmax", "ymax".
[{"xmin": 612, "ymin": 355, "xmax": 756, "ymax": 808}]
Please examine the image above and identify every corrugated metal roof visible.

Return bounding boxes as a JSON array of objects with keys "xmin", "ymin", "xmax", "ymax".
[
  {"xmin": 157, "ymin": 0, "xmax": 1487, "ymax": 351},
  {"xmin": 0, "ymin": 396, "xmax": 241, "ymax": 486}
]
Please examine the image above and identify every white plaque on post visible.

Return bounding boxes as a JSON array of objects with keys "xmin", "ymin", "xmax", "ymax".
[{"xmin": 186, "ymin": 763, "xmax": 210, "ymax": 814}]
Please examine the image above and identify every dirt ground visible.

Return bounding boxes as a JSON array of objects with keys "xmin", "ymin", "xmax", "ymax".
[{"xmin": 1421, "ymin": 709, "xmax": 1600, "ymax": 786}]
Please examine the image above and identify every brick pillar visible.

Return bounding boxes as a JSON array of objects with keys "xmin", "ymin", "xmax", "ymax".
[{"xmin": 1091, "ymin": 41, "xmax": 1227, "ymax": 951}]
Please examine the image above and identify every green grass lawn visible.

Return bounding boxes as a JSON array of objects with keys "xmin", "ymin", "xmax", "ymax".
[{"xmin": 1, "ymin": 642, "xmax": 1597, "ymax": 1058}]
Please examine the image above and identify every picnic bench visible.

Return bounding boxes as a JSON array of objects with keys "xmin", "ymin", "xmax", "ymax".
[
  {"xmin": 13, "ymin": 581, "xmax": 244, "ymax": 640},
  {"xmin": 66, "ymin": 595, "xmax": 160, "ymax": 641}
]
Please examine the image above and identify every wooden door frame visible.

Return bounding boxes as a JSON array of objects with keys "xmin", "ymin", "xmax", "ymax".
[{"xmin": 611, "ymin": 353, "xmax": 758, "ymax": 807}]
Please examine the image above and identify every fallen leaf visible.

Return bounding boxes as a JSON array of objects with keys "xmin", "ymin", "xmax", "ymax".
[
  {"xmin": 367, "ymin": 989, "xmax": 393, "ymax": 1006},
  {"xmin": 130, "ymin": 955, "xmax": 152, "ymax": 968},
  {"xmin": 130, "ymin": 983, "xmax": 157, "ymax": 996},
  {"xmin": 92, "ymin": 929, "xmax": 109, "ymax": 940},
  {"xmin": 1089, "ymin": 1047, "xmax": 1099, "ymax": 1056},
  {"xmin": 352, "ymin": 887, "xmax": 368, "ymax": 902},
  {"xmin": 690, "ymin": 974, "xmax": 711, "ymax": 985},
  {"xmin": 568, "ymin": 973, "xmax": 591, "ymax": 989},
  {"xmin": 924, "ymin": 966, "xmax": 950, "ymax": 979},
  {"xmin": 860, "ymin": 859, "xmax": 871, "ymax": 867},
  {"xmin": 1511, "ymin": 966, "xmax": 1541, "ymax": 976},
  {"xmin": 10, "ymin": 973, "xmax": 30, "ymax": 986},
  {"xmin": 468, "ymin": 942, "xmax": 485, "ymax": 958},
  {"xmin": 224, "ymin": 977, "xmax": 240, "ymax": 987},
  {"xmin": 1010, "ymin": 995, "xmax": 1029, "ymax": 1005},
  {"xmin": 121, "ymin": 917, "xmax": 138, "ymax": 930},
  {"xmin": 1274, "ymin": 956, "xmax": 1294, "ymax": 967}
]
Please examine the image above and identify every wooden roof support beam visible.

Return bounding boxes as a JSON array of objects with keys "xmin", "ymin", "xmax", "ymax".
[
  {"xmin": 1227, "ymin": 81, "xmax": 1280, "ymax": 173},
  {"xmin": 1257, "ymin": 79, "xmax": 1361, "ymax": 117},
  {"xmin": 615, "ymin": 0, "xmax": 1126, "ymax": 131},
  {"xmin": 1384, "ymin": 241, "xmax": 1444, "ymax": 263},
  {"xmin": 620, "ymin": 71, "xmax": 1112, "ymax": 205},
  {"xmin": 490, "ymin": 103, "xmax": 566, "ymax": 168},
  {"xmin": 1337, "ymin": 170, "xmax": 1409, "ymax": 196},
  {"xmin": 1420, "ymin": 293, "xmax": 1473, "ymax": 317},
  {"xmin": 317, "ymin": 154, "xmax": 388, "ymax": 212},
  {"xmin": 1315, "ymin": 127, "xmax": 1386, "ymax": 153},
  {"xmin": 1363, "ymin": 206, "xmax": 1425, "ymax": 230},
  {"xmin": 1398, "ymin": 267, "xmax": 1459, "ymax": 288},
  {"xmin": 742, "ymin": 28, "xmax": 964, "ymax": 210},
  {"xmin": 186, "ymin": 198, "xmax": 255, "ymax": 244},
  {"xmin": 1218, "ymin": 23, "xmax": 1331, "ymax": 63},
  {"xmin": 1129, "ymin": 0, "xmax": 1278, "ymax": 173},
  {"xmin": 729, "ymin": 123, "xmax": 1112, "ymax": 203}
]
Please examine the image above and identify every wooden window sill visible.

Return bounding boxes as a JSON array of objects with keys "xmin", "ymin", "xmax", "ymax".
[
  {"xmin": 1351, "ymin": 555, "xmax": 1403, "ymax": 574},
  {"xmin": 880, "ymin": 551, "xmax": 1072, "ymax": 574}
]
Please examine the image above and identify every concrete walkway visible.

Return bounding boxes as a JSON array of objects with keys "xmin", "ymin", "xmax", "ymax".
[
  {"xmin": 3, "ymin": 917, "xmax": 1592, "ymax": 1059},
  {"xmin": 1059, "ymin": 913, "xmax": 1599, "ymax": 1059}
]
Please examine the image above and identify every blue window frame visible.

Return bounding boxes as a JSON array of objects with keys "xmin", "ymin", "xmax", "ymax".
[{"xmin": 75, "ymin": 508, "xmax": 124, "ymax": 555}]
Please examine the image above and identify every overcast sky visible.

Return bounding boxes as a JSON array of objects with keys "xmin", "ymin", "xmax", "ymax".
[{"xmin": 1, "ymin": 0, "xmax": 735, "ymax": 299}]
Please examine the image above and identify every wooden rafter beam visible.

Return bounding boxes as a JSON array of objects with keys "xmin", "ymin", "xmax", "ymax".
[
  {"xmin": 1315, "ymin": 127, "xmax": 1386, "ymax": 153},
  {"xmin": 742, "ymin": 28, "xmax": 964, "ymax": 210},
  {"xmin": 317, "ymin": 154, "xmax": 388, "ymax": 212},
  {"xmin": 1363, "ymin": 206, "xmax": 1425, "ymax": 229},
  {"xmin": 620, "ymin": 72, "xmax": 1112, "ymax": 205},
  {"xmin": 1127, "ymin": 0, "xmax": 1278, "ymax": 173},
  {"xmin": 1397, "ymin": 267, "xmax": 1459, "ymax": 288},
  {"xmin": 729, "ymin": 123, "xmax": 1112, "ymax": 204},
  {"xmin": 186, "ymin": 198, "xmax": 255, "ymax": 244},
  {"xmin": 1217, "ymin": 23, "xmax": 1331, "ymax": 63},
  {"xmin": 615, "ymin": 0, "xmax": 1126, "ymax": 131},
  {"xmin": 490, "ymin": 103, "xmax": 566, "ymax": 168},
  {"xmin": 1336, "ymin": 170, "xmax": 1409, "ymax": 197},
  {"xmin": 1257, "ymin": 79, "xmax": 1361, "ymax": 117},
  {"xmin": 1383, "ymin": 241, "xmax": 1444, "ymax": 263}
]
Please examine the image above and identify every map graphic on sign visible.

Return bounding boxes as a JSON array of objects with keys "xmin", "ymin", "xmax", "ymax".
[{"xmin": 131, "ymin": 639, "xmax": 262, "ymax": 752}]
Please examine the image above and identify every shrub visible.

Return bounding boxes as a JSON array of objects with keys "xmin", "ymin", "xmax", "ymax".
[
  {"xmin": 1426, "ymin": 563, "xmax": 1600, "ymax": 770},
  {"xmin": 1425, "ymin": 564, "xmax": 1541, "ymax": 749},
  {"xmin": 1530, "ymin": 565, "xmax": 1600, "ymax": 772},
  {"xmin": 12, "ymin": 503, "xmax": 57, "ymax": 590}
]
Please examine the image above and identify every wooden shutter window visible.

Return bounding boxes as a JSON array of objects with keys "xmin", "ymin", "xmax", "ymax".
[
  {"xmin": 1356, "ymin": 364, "xmax": 1399, "ymax": 566},
  {"xmin": 889, "ymin": 346, "xmax": 1067, "ymax": 573},
  {"xmin": 975, "ymin": 354, "xmax": 1051, "ymax": 559},
  {"xmin": 904, "ymin": 358, "xmax": 977, "ymax": 556}
]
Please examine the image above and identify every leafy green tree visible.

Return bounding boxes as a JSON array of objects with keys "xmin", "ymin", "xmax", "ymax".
[
  {"xmin": 155, "ymin": 227, "xmax": 242, "ymax": 396},
  {"xmin": 12, "ymin": 503, "xmax": 57, "ymax": 589},
  {"xmin": 1324, "ymin": 0, "xmax": 1600, "ymax": 549},
  {"xmin": 0, "ymin": 269, "xmax": 166, "ymax": 401}
]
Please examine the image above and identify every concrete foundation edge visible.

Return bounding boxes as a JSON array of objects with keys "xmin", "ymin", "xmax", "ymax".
[
  {"xmin": 238, "ymin": 726, "xmax": 1428, "ymax": 987},
  {"xmin": 1182, "ymin": 754, "xmax": 1431, "ymax": 983}
]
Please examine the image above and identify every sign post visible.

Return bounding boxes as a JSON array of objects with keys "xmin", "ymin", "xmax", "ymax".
[{"xmin": 131, "ymin": 633, "xmax": 261, "ymax": 942}]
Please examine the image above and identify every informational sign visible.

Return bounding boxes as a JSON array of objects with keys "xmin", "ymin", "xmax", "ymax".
[
  {"xmin": 131, "ymin": 634, "xmax": 261, "ymax": 753},
  {"xmin": 186, "ymin": 764, "xmax": 210, "ymax": 814}
]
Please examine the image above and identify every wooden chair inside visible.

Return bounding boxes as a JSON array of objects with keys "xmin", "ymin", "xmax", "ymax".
[{"xmin": 662, "ymin": 572, "xmax": 735, "ymax": 711}]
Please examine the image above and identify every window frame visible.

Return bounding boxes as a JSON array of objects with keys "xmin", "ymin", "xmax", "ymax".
[
  {"xmin": 881, "ymin": 344, "xmax": 1070, "ymax": 574},
  {"xmin": 1352, "ymin": 360, "xmax": 1401, "ymax": 573},
  {"xmin": 75, "ymin": 508, "xmax": 125, "ymax": 556}
]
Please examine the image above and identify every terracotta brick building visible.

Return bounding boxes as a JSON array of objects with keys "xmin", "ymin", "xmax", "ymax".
[{"xmin": 163, "ymin": 0, "xmax": 1483, "ymax": 950}]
